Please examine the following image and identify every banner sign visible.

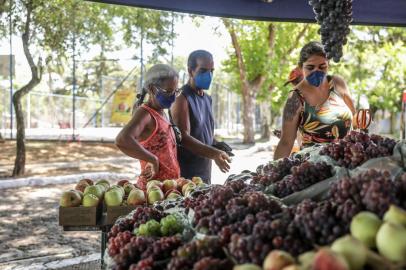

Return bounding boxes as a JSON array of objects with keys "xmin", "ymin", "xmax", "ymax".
[{"xmin": 110, "ymin": 88, "xmax": 136, "ymax": 124}]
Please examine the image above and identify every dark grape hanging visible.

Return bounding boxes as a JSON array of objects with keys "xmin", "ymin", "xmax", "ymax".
[{"xmin": 309, "ymin": 0, "xmax": 353, "ymax": 62}]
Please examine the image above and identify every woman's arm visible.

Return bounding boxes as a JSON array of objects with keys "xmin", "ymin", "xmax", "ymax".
[
  {"xmin": 333, "ymin": 75, "xmax": 358, "ymax": 128},
  {"xmin": 274, "ymin": 92, "xmax": 302, "ymax": 160},
  {"xmin": 115, "ymin": 108, "xmax": 159, "ymax": 177},
  {"xmin": 333, "ymin": 75, "xmax": 356, "ymax": 115},
  {"xmin": 170, "ymin": 94, "xmax": 230, "ymax": 173}
]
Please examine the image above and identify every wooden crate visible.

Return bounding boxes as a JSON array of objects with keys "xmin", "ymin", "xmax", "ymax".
[
  {"xmin": 105, "ymin": 205, "xmax": 138, "ymax": 225},
  {"xmin": 59, "ymin": 205, "xmax": 102, "ymax": 226}
]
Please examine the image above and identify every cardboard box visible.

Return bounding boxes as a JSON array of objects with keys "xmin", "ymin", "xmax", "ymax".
[
  {"xmin": 59, "ymin": 205, "xmax": 102, "ymax": 226},
  {"xmin": 106, "ymin": 205, "xmax": 138, "ymax": 225}
]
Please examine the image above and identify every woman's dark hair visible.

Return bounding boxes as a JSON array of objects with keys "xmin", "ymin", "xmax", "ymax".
[
  {"xmin": 187, "ymin": 50, "xmax": 213, "ymax": 71},
  {"xmin": 298, "ymin": 41, "xmax": 327, "ymax": 67}
]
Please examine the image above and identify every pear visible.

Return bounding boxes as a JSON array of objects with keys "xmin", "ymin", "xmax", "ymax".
[
  {"xmin": 233, "ymin": 264, "xmax": 262, "ymax": 270},
  {"xmin": 383, "ymin": 205, "xmax": 406, "ymax": 227},
  {"xmin": 312, "ymin": 248, "xmax": 349, "ymax": 270},
  {"xmin": 331, "ymin": 235, "xmax": 367, "ymax": 270},
  {"xmin": 350, "ymin": 211, "xmax": 382, "ymax": 248},
  {"xmin": 263, "ymin": 250, "xmax": 295, "ymax": 270},
  {"xmin": 298, "ymin": 251, "xmax": 315, "ymax": 270},
  {"xmin": 376, "ymin": 222, "xmax": 406, "ymax": 263}
]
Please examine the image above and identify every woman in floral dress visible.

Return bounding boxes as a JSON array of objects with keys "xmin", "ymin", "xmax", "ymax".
[{"xmin": 274, "ymin": 41, "xmax": 357, "ymax": 160}]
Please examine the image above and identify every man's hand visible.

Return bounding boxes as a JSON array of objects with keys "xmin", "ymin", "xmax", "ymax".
[
  {"xmin": 214, "ymin": 150, "xmax": 231, "ymax": 173},
  {"xmin": 141, "ymin": 156, "xmax": 159, "ymax": 180}
]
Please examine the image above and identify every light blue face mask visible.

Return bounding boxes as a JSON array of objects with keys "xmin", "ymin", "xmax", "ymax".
[
  {"xmin": 306, "ymin": 70, "xmax": 326, "ymax": 87},
  {"xmin": 194, "ymin": 71, "xmax": 212, "ymax": 90}
]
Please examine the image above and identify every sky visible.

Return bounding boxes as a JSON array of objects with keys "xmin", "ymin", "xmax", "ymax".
[{"xmin": 0, "ymin": 14, "xmax": 231, "ymax": 87}]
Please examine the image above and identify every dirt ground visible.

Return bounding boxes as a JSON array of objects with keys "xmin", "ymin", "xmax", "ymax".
[
  {"xmin": 0, "ymin": 141, "xmax": 132, "ymax": 179},
  {"xmin": 0, "ymin": 183, "xmax": 101, "ymax": 269}
]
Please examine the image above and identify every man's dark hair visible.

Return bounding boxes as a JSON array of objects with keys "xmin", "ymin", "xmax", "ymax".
[
  {"xmin": 298, "ymin": 41, "xmax": 327, "ymax": 67},
  {"xmin": 187, "ymin": 50, "xmax": 213, "ymax": 71}
]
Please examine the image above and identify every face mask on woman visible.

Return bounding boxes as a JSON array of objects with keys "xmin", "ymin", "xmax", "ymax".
[
  {"xmin": 306, "ymin": 70, "xmax": 326, "ymax": 87},
  {"xmin": 194, "ymin": 71, "xmax": 212, "ymax": 90},
  {"xmin": 154, "ymin": 87, "xmax": 176, "ymax": 109}
]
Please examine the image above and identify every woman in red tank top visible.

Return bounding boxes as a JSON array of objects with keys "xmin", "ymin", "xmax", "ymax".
[{"xmin": 115, "ymin": 64, "xmax": 180, "ymax": 186}]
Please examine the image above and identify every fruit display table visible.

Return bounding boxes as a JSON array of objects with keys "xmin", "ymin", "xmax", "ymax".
[{"xmin": 62, "ymin": 214, "xmax": 111, "ymax": 268}]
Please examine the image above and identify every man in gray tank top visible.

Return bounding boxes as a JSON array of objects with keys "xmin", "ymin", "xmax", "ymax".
[{"xmin": 170, "ymin": 50, "xmax": 231, "ymax": 184}]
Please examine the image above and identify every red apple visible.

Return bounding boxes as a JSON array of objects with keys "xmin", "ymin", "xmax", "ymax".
[
  {"xmin": 176, "ymin": 178, "xmax": 190, "ymax": 191},
  {"xmin": 162, "ymin": 179, "xmax": 178, "ymax": 193},
  {"xmin": 117, "ymin": 179, "xmax": 130, "ymax": 187},
  {"xmin": 79, "ymin": 178, "xmax": 94, "ymax": 186},
  {"xmin": 164, "ymin": 189, "xmax": 181, "ymax": 198},
  {"xmin": 69, "ymin": 189, "xmax": 84, "ymax": 200},
  {"xmin": 75, "ymin": 181, "xmax": 89, "ymax": 193},
  {"xmin": 60, "ymin": 191, "xmax": 81, "ymax": 207},
  {"xmin": 263, "ymin": 250, "xmax": 295, "ymax": 270},
  {"xmin": 127, "ymin": 188, "xmax": 146, "ymax": 206}
]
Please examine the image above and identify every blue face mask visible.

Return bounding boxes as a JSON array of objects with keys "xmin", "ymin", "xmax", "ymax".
[
  {"xmin": 306, "ymin": 70, "xmax": 326, "ymax": 87},
  {"xmin": 155, "ymin": 91, "xmax": 176, "ymax": 109},
  {"xmin": 194, "ymin": 71, "xmax": 212, "ymax": 90}
]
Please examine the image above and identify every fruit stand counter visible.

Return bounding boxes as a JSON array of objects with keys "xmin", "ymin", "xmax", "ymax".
[{"xmin": 62, "ymin": 214, "xmax": 111, "ymax": 268}]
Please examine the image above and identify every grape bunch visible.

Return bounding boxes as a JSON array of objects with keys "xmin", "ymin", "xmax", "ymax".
[
  {"xmin": 269, "ymin": 161, "xmax": 333, "ymax": 198},
  {"xmin": 309, "ymin": 0, "xmax": 353, "ymax": 62},
  {"xmin": 320, "ymin": 131, "xmax": 396, "ymax": 168},
  {"xmin": 112, "ymin": 236, "xmax": 155, "ymax": 270},
  {"xmin": 252, "ymin": 157, "xmax": 302, "ymax": 186},
  {"xmin": 329, "ymin": 169, "xmax": 406, "ymax": 217},
  {"xmin": 167, "ymin": 237, "xmax": 229, "ymax": 270},
  {"xmin": 228, "ymin": 208, "xmax": 309, "ymax": 264},
  {"xmin": 193, "ymin": 187, "xmax": 282, "ymax": 234},
  {"xmin": 292, "ymin": 199, "xmax": 345, "ymax": 246}
]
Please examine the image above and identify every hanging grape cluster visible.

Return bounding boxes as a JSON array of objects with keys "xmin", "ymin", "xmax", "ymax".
[{"xmin": 309, "ymin": 0, "xmax": 353, "ymax": 62}]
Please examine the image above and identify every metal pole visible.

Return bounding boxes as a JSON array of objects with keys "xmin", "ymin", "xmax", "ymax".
[
  {"xmin": 171, "ymin": 12, "xmax": 174, "ymax": 66},
  {"xmin": 140, "ymin": 28, "xmax": 144, "ymax": 89},
  {"xmin": 9, "ymin": 0, "xmax": 13, "ymax": 139},
  {"xmin": 72, "ymin": 6, "xmax": 77, "ymax": 141}
]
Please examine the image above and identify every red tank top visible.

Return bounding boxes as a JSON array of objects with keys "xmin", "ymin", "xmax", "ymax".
[{"xmin": 138, "ymin": 104, "xmax": 180, "ymax": 182}]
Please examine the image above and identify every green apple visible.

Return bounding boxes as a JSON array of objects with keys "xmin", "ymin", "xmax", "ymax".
[
  {"xmin": 146, "ymin": 180, "xmax": 163, "ymax": 192},
  {"xmin": 182, "ymin": 182, "xmax": 196, "ymax": 196},
  {"xmin": 82, "ymin": 193, "xmax": 99, "ymax": 207},
  {"xmin": 147, "ymin": 187, "xmax": 164, "ymax": 204},
  {"xmin": 96, "ymin": 179, "xmax": 110, "ymax": 188},
  {"xmin": 376, "ymin": 222, "xmax": 406, "ymax": 263},
  {"xmin": 127, "ymin": 188, "xmax": 146, "ymax": 206},
  {"xmin": 123, "ymin": 183, "xmax": 136, "ymax": 195},
  {"xmin": 60, "ymin": 191, "xmax": 81, "ymax": 207},
  {"xmin": 184, "ymin": 187, "xmax": 195, "ymax": 197},
  {"xmin": 109, "ymin": 185, "xmax": 125, "ymax": 197},
  {"xmin": 192, "ymin": 176, "xmax": 204, "ymax": 185},
  {"xmin": 166, "ymin": 192, "xmax": 182, "ymax": 200},
  {"xmin": 162, "ymin": 179, "xmax": 177, "ymax": 193},
  {"xmin": 84, "ymin": 185, "xmax": 104, "ymax": 199},
  {"xmin": 262, "ymin": 250, "xmax": 295, "ymax": 270},
  {"xmin": 383, "ymin": 205, "xmax": 406, "ymax": 227},
  {"xmin": 350, "ymin": 211, "xmax": 382, "ymax": 248},
  {"xmin": 233, "ymin": 264, "xmax": 262, "ymax": 270},
  {"xmin": 104, "ymin": 189, "xmax": 123, "ymax": 207},
  {"xmin": 331, "ymin": 235, "xmax": 367, "ymax": 270},
  {"xmin": 69, "ymin": 189, "xmax": 83, "ymax": 200}
]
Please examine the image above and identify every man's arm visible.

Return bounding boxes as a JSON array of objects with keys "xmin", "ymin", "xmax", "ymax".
[{"xmin": 171, "ymin": 94, "xmax": 230, "ymax": 173}]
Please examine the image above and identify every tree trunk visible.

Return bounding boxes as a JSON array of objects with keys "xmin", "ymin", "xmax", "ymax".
[
  {"xmin": 260, "ymin": 102, "xmax": 271, "ymax": 140},
  {"xmin": 12, "ymin": 1, "xmax": 42, "ymax": 176},
  {"xmin": 242, "ymin": 88, "xmax": 255, "ymax": 144}
]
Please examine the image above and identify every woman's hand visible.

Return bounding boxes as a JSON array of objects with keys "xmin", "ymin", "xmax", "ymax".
[{"xmin": 142, "ymin": 156, "xmax": 159, "ymax": 180}]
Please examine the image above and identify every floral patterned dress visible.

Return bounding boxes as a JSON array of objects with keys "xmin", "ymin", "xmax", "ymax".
[{"xmin": 295, "ymin": 76, "xmax": 353, "ymax": 147}]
